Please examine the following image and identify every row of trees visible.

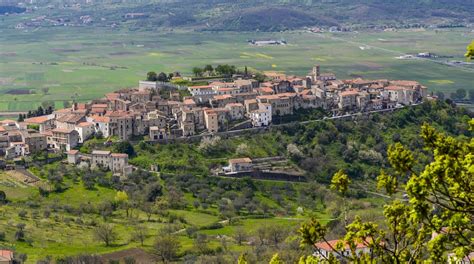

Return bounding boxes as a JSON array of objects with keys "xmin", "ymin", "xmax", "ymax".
[
  {"xmin": 192, "ymin": 64, "xmax": 239, "ymax": 77},
  {"xmin": 435, "ymin": 88, "xmax": 474, "ymax": 101},
  {"xmin": 146, "ymin": 71, "xmax": 180, "ymax": 82},
  {"xmin": 17, "ymin": 105, "xmax": 54, "ymax": 122}
]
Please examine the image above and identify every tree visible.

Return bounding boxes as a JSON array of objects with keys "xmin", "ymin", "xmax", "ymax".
[
  {"xmin": 157, "ymin": 72, "xmax": 168, "ymax": 82},
  {"xmin": 435, "ymin": 91, "xmax": 445, "ymax": 101},
  {"xmin": 17, "ymin": 114, "xmax": 24, "ymax": 122},
  {"xmin": 131, "ymin": 225, "xmax": 148, "ymax": 246},
  {"xmin": 469, "ymin": 89, "xmax": 474, "ymax": 102},
  {"xmin": 113, "ymin": 141, "xmax": 135, "ymax": 157},
  {"xmin": 465, "ymin": 40, "xmax": 474, "ymax": 60},
  {"xmin": 192, "ymin": 67, "xmax": 203, "ymax": 77},
  {"xmin": 141, "ymin": 202, "xmax": 156, "ymax": 221},
  {"xmin": 41, "ymin": 87, "xmax": 49, "ymax": 95},
  {"xmin": 114, "ymin": 190, "xmax": 128, "ymax": 203},
  {"xmin": 147, "ymin": 71, "xmax": 158, "ymax": 81},
  {"xmin": 453, "ymin": 88, "xmax": 467, "ymax": 100},
  {"xmin": 63, "ymin": 100, "xmax": 71, "ymax": 108},
  {"xmin": 15, "ymin": 223, "xmax": 26, "ymax": 241},
  {"xmin": 0, "ymin": 190, "xmax": 6, "ymax": 204},
  {"xmin": 203, "ymin": 64, "xmax": 214, "ymax": 73},
  {"xmin": 94, "ymin": 224, "xmax": 118, "ymax": 246},
  {"xmin": 234, "ymin": 227, "xmax": 247, "ymax": 246},
  {"xmin": 153, "ymin": 235, "xmax": 181, "ymax": 263},
  {"xmin": 269, "ymin": 253, "xmax": 284, "ymax": 264},
  {"xmin": 299, "ymin": 122, "xmax": 473, "ymax": 263},
  {"xmin": 238, "ymin": 253, "xmax": 248, "ymax": 264}
]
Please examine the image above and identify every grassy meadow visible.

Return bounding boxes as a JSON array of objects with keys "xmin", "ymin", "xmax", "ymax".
[{"xmin": 0, "ymin": 27, "xmax": 473, "ymax": 111}]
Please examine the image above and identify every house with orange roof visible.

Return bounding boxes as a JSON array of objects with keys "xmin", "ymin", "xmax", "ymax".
[
  {"xmin": 225, "ymin": 103, "xmax": 245, "ymax": 120},
  {"xmin": 228, "ymin": 157, "xmax": 253, "ymax": 173},
  {"xmin": 314, "ymin": 239, "xmax": 372, "ymax": 259},
  {"xmin": 0, "ymin": 249, "xmax": 14, "ymax": 264},
  {"xmin": 338, "ymin": 90, "xmax": 359, "ymax": 110},
  {"xmin": 23, "ymin": 115, "xmax": 55, "ymax": 132},
  {"xmin": 256, "ymin": 94, "xmax": 294, "ymax": 116}
]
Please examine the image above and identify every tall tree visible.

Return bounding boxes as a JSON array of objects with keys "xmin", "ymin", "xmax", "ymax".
[
  {"xmin": 157, "ymin": 72, "xmax": 168, "ymax": 82},
  {"xmin": 153, "ymin": 234, "xmax": 181, "ymax": 263},
  {"xmin": 147, "ymin": 71, "xmax": 158, "ymax": 81},
  {"xmin": 192, "ymin": 67, "xmax": 203, "ymax": 77},
  {"xmin": 93, "ymin": 224, "xmax": 118, "ymax": 246},
  {"xmin": 299, "ymin": 122, "xmax": 473, "ymax": 263}
]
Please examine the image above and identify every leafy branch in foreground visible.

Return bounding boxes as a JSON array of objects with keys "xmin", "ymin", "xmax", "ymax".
[{"xmin": 297, "ymin": 121, "xmax": 473, "ymax": 263}]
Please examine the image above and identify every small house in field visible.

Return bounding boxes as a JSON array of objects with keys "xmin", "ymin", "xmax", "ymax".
[
  {"xmin": 228, "ymin": 158, "xmax": 253, "ymax": 173},
  {"xmin": 0, "ymin": 249, "xmax": 14, "ymax": 264},
  {"xmin": 67, "ymin": 149, "xmax": 80, "ymax": 164}
]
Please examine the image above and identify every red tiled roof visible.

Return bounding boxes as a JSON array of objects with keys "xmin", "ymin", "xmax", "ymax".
[
  {"xmin": 0, "ymin": 119, "xmax": 17, "ymax": 124},
  {"xmin": 67, "ymin": 149, "xmax": 79, "ymax": 155},
  {"xmin": 213, "ymin": 95, "xmax": 233, "ymax": 100},
  {"xmin": 315, "ymin": 239, "xmax": 369, "ymax": 252},
  {"xmin": 24, "ymin": 115, "xmax": 50, "ymax": 124},
  {"xmin": 77, "ymin": 122, "xmax": 94, "ymax": 127},
  {"xmin": 111, "ymin": 153, "xmax": 128, "ymax": 158},
  {"xmin": 183, "ymin": 99, "xmax": 196, "ymax": 105},
  {"xmin": 340, "ymin": 90, "xmax": 359, "ymax": 96},
  {"xmin": 229, "ymin": 157, "xmax": 252, "ymax": 164},
  {"xmin": 90, "ymin": 115, "xmax": 110, "ymax": 123},
  {"xmin": 0, "ymin": 250, "xmax": 14, "ymax": 261}
]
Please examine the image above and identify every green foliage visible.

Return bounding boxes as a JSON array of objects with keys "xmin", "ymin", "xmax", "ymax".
[
  {"xmin": 113, "ymin": 141, "xmax": 135, "ymax": 157},
  {"xmin": 147, "ymin": 71, "xmax": 157, "ymax": 81},
  {"xmin": 330, "ymin": 170, "xmax": 351, "ymax": 195},
  {"xmin": 238, "ymin": 253, "xmax": 249, "ymax": 264},
  {"xmin": 465, "ymin": 40, "xmax": 474, "ymax": 60},
  {"xmin": 269, "ymin": 253, "xmax": 284, "ymax": 264},
  {"xmin": 299, "ymin": 121, "xmax": 473, "ymax": 262}
]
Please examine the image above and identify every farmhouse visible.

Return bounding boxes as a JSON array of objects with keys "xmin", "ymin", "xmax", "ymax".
[
  {"xmin": 314, "ymin": 239, "xmax": 372, "ymax": 259},
  {"xmin": 228, "ymin": 158, "xmax": 253, "ymax": 173}
]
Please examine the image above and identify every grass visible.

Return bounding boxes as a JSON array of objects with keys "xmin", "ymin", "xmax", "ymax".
[
  {"xmin": 0, "ymin": 166, "xmax": 331, "ymax": 263},
  {"xmin": 0, "ymin": 27, "xmax": 472, "ymax": 111}
]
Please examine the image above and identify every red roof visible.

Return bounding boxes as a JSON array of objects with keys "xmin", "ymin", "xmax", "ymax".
[
  {"xmin": 0, "ymin": 250, "xmax": 14, "ymax": 261},
  {"xmin": 77, "ymin": 122, "xmax": 94, "ymax": 127},
  {"xmin": 67, "ymin": 149, "xmax": 79, "ymax": 155},
  {"xmin": 24, "ymin": 115, "xmax": 50, "ymax": 124},
  {"xmin": 315, "ymin": 239, "xmax": 370, "ymax": 252},
  {"xmin": 90, "ymin": 115, "xmax": 110, "ymax": 123},
  {"xmin": 111, "ymin": 153, "xmax": 128, "ymax": 158}
]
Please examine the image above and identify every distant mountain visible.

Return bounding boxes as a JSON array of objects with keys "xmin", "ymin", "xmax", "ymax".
[{"xmin": 3, "ymin": 0, "xmax": 473, "ymax": 31}]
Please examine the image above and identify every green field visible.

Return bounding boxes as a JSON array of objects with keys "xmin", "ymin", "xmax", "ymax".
[{"xmin": 0, "ymin": 27, "xmax": 473, "ymax": 111}]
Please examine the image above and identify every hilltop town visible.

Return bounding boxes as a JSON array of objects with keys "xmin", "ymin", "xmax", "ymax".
[{"xmin": 0, "ymin": 65, "xmax": 427, "ymax": 169}]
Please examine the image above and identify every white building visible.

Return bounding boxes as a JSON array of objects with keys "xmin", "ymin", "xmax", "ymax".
[
  {"xmin": 75, "ymin": 122, "xmax": 95, "ymax": 143},
  {"xmin": 91, "ymin": 150, "xmax": 131, "ymax": 176},
  {"xmin": 250, "ymin": 103, "xmax": 272, "ymax": 127}
]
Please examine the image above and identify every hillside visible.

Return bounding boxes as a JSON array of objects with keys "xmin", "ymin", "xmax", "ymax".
[
  {"xmin": 0, "ymin": 101, "xmax": 471, "ymax": 262},
  {"xmin": 2, "ymin": 0, "xmax": 473, "ymax": 31}
]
